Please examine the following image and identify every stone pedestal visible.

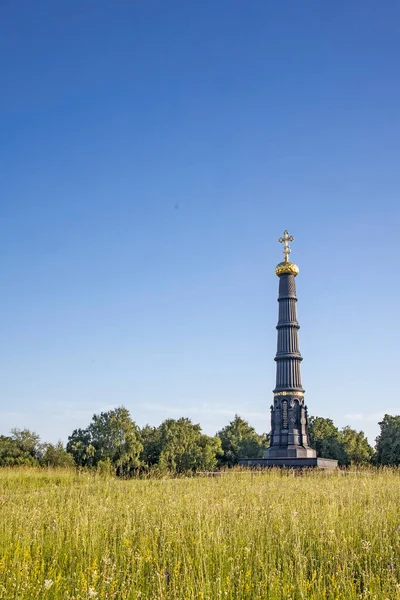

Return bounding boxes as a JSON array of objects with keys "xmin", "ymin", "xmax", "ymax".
[
  {"xmin": 239, "ymin": 457, "xmax": 338, "ymax": 469},
  {"xmin": 264, "ymin": 443, "xmax": 316, "ymax": 459}
]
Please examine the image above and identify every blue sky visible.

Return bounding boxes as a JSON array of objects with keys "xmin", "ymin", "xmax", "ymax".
[{"xmin": 1, "ymin": 1, "xmax": 399, "ymax": 445}]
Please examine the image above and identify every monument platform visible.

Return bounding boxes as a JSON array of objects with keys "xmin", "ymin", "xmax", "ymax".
[{"xmin": 239, "ymin": 457, "xmax": 338, "ymax": 469}]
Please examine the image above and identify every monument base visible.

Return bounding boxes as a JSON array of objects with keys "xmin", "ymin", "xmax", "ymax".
[
  {"xmin": 238, "ymin": 457, "xmax": 338, "ymax": 469},
  {"xmin": 264, "ymin": 445, "xmax": 317, "ymax": 459}
]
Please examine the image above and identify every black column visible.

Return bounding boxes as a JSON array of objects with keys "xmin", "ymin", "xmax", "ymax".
[
  {"xmin": 274, "ymin": 273, "xmax": 304, "ymax": 393},
  {"xmin": 264, "ymin": 271, "xmax": 316, "ymax": 458}
]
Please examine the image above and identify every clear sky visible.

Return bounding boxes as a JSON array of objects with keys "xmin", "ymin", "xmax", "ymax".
[{"xmin": 1, "ymin": 1, "xmax": 399, "ymax": 445}]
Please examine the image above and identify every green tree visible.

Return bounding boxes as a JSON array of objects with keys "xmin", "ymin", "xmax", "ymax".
[
  {"xmin": 41, "ymin": 441, "xmax": 75, "ymax": 467},
  {"xmin": 0, "ymin": 435, "xmax": 34, "ymax": 466},
  {"xmin": 140, "ymin": 425, "xmax": 162, "ymax": 470},
  {"xmin": 375, "ymin": 414, "xmax": 400, "ymax": 465},
  {"xmin": 217, "ymin": 415, "xmax": 267, "ymax": 466},
  {"xmin": 308, "ymin": 416, "xmax": 349, "ymax": 465},
  {"xmin": 66, "ymin": 428, "xmax": 94, "ymax": 467},
  {"xmin": 11, "ymin": 428, "xmax": 42, "ymax": 459},
  {"xmin": 67, "ymin": 407, "xmax": 143, "ymax": 475},
  {"xmin": 88, "ymin": 407, "xmax": 142, "ymax": 475},
  {"xmin": 0, "ymin": 429, "xmax": 42, "ymax": 466},
  {"xmin": 341, "ymin": 425, "xmax": 374, "ymax": 465},
  {"xmin": 154, "ymin": 418, "xmax": 221, "ymax": 474}
]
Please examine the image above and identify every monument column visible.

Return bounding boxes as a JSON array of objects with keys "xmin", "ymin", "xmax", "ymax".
[
  {"xmin": 239, "ymin": 230, "xmax": 337, "ymax": 468},
  {"xmin": 264, "ymin": 230, "xmax": 316, "ymax": 459}
]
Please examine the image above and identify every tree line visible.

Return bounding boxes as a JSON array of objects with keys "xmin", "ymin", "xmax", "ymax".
[{"xmin": 0, "ymin": 407, "xmax": 399, "ymax": 474}]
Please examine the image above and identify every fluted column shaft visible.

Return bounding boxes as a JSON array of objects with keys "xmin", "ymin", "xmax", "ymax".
[{"xmin": 273, "ymin": 273, "xmax": 304, "ymax": 393}]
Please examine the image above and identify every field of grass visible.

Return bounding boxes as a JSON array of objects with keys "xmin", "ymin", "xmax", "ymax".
[{"xmin": 0, "ymin": 468, "xmax": 400, "ymax": 599}]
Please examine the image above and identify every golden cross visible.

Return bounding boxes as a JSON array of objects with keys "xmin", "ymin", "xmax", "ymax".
[{"xmin": 278, "ymin": 230, "xmax": 294, "ymax": 262}]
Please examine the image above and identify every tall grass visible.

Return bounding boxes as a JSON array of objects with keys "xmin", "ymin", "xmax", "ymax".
[{"xmin": 0, "ymin": 468, "xmax": 400, "ymax": 599}]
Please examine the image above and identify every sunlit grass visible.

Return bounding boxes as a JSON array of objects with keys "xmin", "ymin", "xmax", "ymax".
[{"xmin": 0, "ymin": 468, "xmax": 400, "ymax": 599}]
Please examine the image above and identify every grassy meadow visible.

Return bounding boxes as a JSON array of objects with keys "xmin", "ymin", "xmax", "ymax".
[{"xmin": 0, "ymin": 468, "xmax": 400, "ymax": 599}]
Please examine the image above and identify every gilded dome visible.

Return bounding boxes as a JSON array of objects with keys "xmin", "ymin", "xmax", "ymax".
[{"xmin": 275, "ymin": 260, "xmax": 299, "ymax": 277}]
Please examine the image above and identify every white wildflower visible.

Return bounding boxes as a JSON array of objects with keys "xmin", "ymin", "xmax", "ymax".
[{"xmin": 361, "ymin": 540, "xmax": 372, "ymax": 551}]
